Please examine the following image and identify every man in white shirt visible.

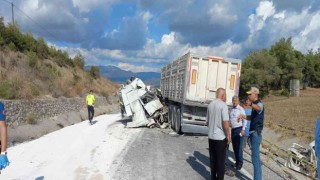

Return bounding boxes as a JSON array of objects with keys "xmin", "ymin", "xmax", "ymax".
[
  {"xmin": 230, "ymin": 96, "xmax": 247, "ymax": 170},
  {"xmin": 206, "ymin": 88, "xmax": 231, "ymax": 180}
]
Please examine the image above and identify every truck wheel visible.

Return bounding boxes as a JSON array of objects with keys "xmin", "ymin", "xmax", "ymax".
[
  {"xmin": 168, "ymin": 104, "xmax": 172, "ymax": 125},
  {"xmin": 171, "ymin": 106, "xmax": 176, "ymax": 130},
  {"xmin": 175, "ymin": 107, "xmax": 181, "ymax": 134}
]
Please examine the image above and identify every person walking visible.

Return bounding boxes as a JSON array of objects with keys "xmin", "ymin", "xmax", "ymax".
[
  {"xmin": 206, "ymin": 88, "xmax": 231, "ymax": 180},
  {"xmin": 230, "ymin": 96, "xmax": 247, "ymax": 170},
  {"xmin": 0, "ymin": 101, "xmax": 9, "ymax": 171},
  {"xmin": 241, "ymin": 98, "xmax": 252, "ymax": 149},
  {"xmin": 315, "ymin": 117, "xmax": 320, "ymax": 180},
  {"xmin": 86, "ymin": 90, "xmax": 95, "ymax": 125},
  {"xmin": 247, "ymin": 87, "xmax": 264, "ymax": 180}
]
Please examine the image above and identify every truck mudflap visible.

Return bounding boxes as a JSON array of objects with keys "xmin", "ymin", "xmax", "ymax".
[
  {"xmin": 181, "ymin": 124, "xmax": 208, "ymax": 135},
  {"xmin": 118, "ymin": 77, "xmax": 168, "ymax": 128}
]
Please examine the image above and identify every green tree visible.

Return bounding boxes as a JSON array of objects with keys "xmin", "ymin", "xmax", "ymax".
[
  {"xmin": 88, "ymin": 66, "xmax": 100, "ymax": 79},
  {"xmin": 305, "ymin": 49, "xmax": 320, "ymax": 87},
  {"xmin": 36, "ymin": 37, "xmax": 49, "ymax": 59},
  {"xmin": 269, "ymin": 38, "xmax": 304, "ymax": 89},
  {"xmin": 73, "ymin": 53, "xmax": 85, "ymax": 69},
  {"xmin": 240, "ymin": 49, "xmax": 282, "ymax": 96}
]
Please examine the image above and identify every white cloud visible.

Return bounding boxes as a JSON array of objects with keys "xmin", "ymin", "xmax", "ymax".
[
  {"xmin": 142, "ymin": 11, "xmax": 152, "ymax": 22},
  {"xmin": 117, "ymin": 63, "xmax": 159, "ymax": 72},
  {"xmin": 207, "ymin": 3, "xmax": 237, "ymax": 26},
  {"xmin": 256, "ymin": 1, "xmax": 276, "ymax": 20},
  {"xmin": 293, "ymin": 12, "xmax": 320, "ymax": 52},
  {"xmin": 72, "ymin": 0, "xmax": 116, "ymax": 13}
]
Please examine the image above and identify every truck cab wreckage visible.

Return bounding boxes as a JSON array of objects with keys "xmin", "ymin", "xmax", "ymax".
[{"xmin": 118, "ymin": 77, "xmax": 168, "ymax": 128}]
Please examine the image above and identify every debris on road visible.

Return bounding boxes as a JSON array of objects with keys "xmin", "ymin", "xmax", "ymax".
[{"xmin": 285, "ymin": 141, "xmax": 318, "ymax": 178}]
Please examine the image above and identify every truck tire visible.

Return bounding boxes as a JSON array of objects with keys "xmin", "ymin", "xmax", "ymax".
[
  {"xmin": 168, "ymin": 104, "xmax": 172, "ymax": 125},
  {"xmin": 170, "ymin": 105, "xmax": 176, "ymax": 130},
  {"xmin": 175, "ymin": 107, "xmax": 181, "ymax": 134}
]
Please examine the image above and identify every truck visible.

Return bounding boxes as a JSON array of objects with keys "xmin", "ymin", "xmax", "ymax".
[{"xmin": 160, "ymin": 52, "xmax": 242, "ymax": 134}]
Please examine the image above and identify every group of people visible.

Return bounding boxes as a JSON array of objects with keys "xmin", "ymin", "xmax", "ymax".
[{"xmin": 206, "ymin": 87, "xmax": 264, "ymax": 180}]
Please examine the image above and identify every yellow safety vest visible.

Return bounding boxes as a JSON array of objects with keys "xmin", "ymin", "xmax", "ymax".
[{"xmin": 86, "ymin": 94, "xmax": 95, "ymax": 106}]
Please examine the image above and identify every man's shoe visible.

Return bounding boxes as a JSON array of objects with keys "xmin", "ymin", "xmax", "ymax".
[{"xmin": 236, "ymin": 164, "xmax": 242, "ymax": 170}]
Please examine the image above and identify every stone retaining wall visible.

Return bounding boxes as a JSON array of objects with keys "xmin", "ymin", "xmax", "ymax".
[{"xmin": 1, "ymin": 96, "xmax": 114, "ymax": 127}]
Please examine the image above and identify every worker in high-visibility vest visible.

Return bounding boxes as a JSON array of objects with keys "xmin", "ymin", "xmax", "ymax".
[
  {"xmin": 0, "ymin": 101, "xmax": 9, "ymax": 171},
  {"xmin": 86, "ymin": 90, "xmax": 95, "ymax": 125}
]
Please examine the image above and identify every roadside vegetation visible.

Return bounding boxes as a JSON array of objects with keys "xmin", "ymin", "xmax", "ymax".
[
  {"xmin": 240, "ymin": 38, "xmax": 320, "ymax": 97},
  {"xmin": 0, "ymin": 17, "xmax": 118, "ymax": 99}
]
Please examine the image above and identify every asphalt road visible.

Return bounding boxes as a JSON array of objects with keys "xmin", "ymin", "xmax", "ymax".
[{"xmin": 111, "ymin": 127, "xmax": 286, "ymax": 180}]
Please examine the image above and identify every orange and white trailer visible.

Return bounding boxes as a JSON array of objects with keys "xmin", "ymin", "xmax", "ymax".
[{"xmin": 160, "ymin": 52, "xmax": 242, "ymax": 134}]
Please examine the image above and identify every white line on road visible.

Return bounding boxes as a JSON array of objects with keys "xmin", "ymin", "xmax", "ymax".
[{"xmin": 228, "ymin": 156, "xmax": 253, "ymax": 180}]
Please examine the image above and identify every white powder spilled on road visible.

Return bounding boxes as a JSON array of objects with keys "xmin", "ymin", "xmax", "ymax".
[{"xmin": 1, "ymin": 113, "xmax": 141, "ymax": 180}]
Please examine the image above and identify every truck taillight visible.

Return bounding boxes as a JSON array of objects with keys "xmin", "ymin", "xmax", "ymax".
[
  {"xmin": 230, "ymin": 75, "xmax": 235, "ymax": 90},
  {"xmin": 192, "ymin": 69, "xmax": 197, "ymax": 84}
]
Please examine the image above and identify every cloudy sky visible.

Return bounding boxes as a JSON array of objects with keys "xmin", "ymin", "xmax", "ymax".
[{"xmin": 1, "ymin": 0, "xmax": 320, "ymax": 72}]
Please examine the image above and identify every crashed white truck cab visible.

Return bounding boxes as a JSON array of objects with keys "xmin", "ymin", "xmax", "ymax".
[
  {"xmin": 161, "ymin": 52, "xmax": 242, "ymax": 134},
  {"xmin": 118, "ymin": 77, "xmax": 168, "ymax": 128}
]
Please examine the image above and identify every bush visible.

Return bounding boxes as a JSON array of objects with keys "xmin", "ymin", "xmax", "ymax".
[
  {"xmin": 26, "ymin": 112, "xmax": 36, "ymax": 124},
  {"xmin": 0, "ymin": 82, "xmax": 15, "ymax": 99},
  {"xmin": 8, "ymin": 42, "xmax": 16, "ymax": 51},
  {"xmin": 101, "ymin": 91, "xmax": 109, "ymax": 99},
  {"xmin": 281, "ymin": 89, "xmax": 290, "ymax": 97},
  {"xmin": 27, "ymin": 51, "xmax": 38, "ymax": 68}
]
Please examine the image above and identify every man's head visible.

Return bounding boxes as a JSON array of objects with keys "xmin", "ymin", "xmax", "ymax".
[
  {"xmin": 247, "ymin": 87, "xmax": 259, "ymax": 101},
  {"xmin": 89, "ymin": 89, "xmax": 93, "ymax": 93},
  {"xmin": 232, "ymin": 96, "xmax": 239, "ymax": 107},
  {"xmin": 216, "ymin": 88, "xmax": 226, "ymax": 102},
  {"xmin": 241, "ymin": 97, "xmax": 251, "ymax": 107}
]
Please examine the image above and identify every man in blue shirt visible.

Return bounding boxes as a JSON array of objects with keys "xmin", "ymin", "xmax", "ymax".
[
  {"xmin": 247, "ymin": 87, "xmax": 264, "ymax": 180},
  {"xmin": 0, "ymin": 101, "xmax": 9, "ymax": 171}
]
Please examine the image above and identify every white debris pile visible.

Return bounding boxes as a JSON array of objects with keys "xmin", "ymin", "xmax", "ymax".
[
  {"xmin": 118, "ymin": 77, "xmax": 168, "ymax": 128},
  {"xmin": 285, "ymin": 141, "xmax": 318, "ymax": 178}
]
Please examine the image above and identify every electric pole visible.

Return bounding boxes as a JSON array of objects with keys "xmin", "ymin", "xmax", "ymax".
[{"xmin": 11, "ymin": 2, "xmax": 14, "ymax": 24}]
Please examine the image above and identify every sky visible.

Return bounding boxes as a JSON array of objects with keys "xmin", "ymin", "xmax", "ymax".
[{"xmin": 1, "ymin": 0, "xmax": 320, "ymax": 72}]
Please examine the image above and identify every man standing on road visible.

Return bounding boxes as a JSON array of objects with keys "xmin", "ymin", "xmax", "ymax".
[
  {"xmin": 0, "ymin": 101, "xmax": 9, "ymax": 171},
  {"xmin": 230, "ymin": 96, "xmax": 247, "ymax": 170},
  {"xmin": 86, "ymin": 90, "xmax": 95, "ymax": 125},
  {"xmin": 206, "ymin": 88, "xmax": 231, "ymax": 180},
  {"xmin": 247, "ymin": 87, "xmax": 264, "ymax": 180}
]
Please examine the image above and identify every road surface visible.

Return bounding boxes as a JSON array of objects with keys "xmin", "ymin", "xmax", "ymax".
[{"xmin": 1, "ymin": 113, "xmax": 300, "ymax": 179}]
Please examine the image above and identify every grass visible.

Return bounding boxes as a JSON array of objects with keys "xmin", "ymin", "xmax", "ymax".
[
  {"xmin": 264, "ymin": 87, "xmax": 320, "ymax": 141},
  {"xmin": 0, "ymin": 48, "xmax": 120, "ymax": 99}
]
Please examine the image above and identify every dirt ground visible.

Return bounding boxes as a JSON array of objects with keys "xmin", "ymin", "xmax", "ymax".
[{"xmin": 263, "ymin": 87, "xmax": 320, "ymax": 143}]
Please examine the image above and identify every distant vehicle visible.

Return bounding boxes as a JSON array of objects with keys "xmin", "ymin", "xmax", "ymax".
[{"xmin": 160, "ymin": 52, "xmax": 242, "ymax": 134}]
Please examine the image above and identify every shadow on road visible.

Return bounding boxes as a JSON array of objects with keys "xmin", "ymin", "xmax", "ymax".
[
  {"xmin": 187, "ymin": 149, "xmax": 252, "ymax": 180},
  {"xmin": 186, "ymin": 153, "xmax": 210, "ymax": 180}
]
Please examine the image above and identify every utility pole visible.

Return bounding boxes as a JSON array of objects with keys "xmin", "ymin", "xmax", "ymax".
[{"xmin": 11, "ymin": 2, "xmax": 14, "ymax": 24}]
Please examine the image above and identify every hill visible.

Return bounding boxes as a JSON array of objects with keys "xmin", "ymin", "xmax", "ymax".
[
  {"xmin": 0, "ymin": 20, "xmax": 118, "ymax": 99},
  {"xmin": 96, "ymin": 65, "xmax": 161, "ymax": 87}
]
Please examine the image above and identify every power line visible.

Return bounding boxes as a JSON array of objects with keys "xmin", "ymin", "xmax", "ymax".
[
  {"xmin": 1, "ymin": 1, "xmax": 82, "ymax": 56},
  {"xmin": 0, "ymin": 0, "xmax": 11, "ymax": 4},
  {"xmin": 13, "ymin": 4, "xmax": 62, "ymax": 43}
]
